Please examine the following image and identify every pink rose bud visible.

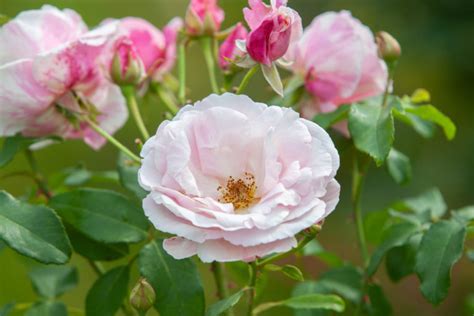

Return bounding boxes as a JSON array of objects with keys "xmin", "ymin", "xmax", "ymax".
[
  {"xmin": 110, "ymin": 39, "xmax": 145, "ymax": 86},
  {"xmin": 376, "ymin": 31, "xmax": 401, "ymax": 63},
  {"xmin": 244, "ymin": 0, "xmax": 302, "ymax": 66},
  {"xmin": 185, "ymin": 0, "xmax": 224, "ymax": 36},
  {"xmin": 218, "ymin": 23, "xmax": 248, "ymax": 70}
]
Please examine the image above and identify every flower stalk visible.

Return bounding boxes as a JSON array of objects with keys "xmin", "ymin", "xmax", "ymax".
[
  {"xmin": 178, "ymin": 40, "xmax": 187, "ymax": 104},
  {"xmin": 211, "ymin": 262, "xmax": 233, "ymax": 316},
  {"xmin": 123, "ymin": 87, "xmax": 150, "ymax": 140},
  {"xmin": 201, "ymin": 36, "xmax": 220, "ymax": 94},
  {"xmin": 24, "ymin": 149, "xmax": 52, "ymax": 199},
  {"xmin": 236, "ymin": 66, "xmax": 258, "ymax": 94},
  {"xmin": 246, "ymin": 261, "xmax": 258, "ymax": 316}
]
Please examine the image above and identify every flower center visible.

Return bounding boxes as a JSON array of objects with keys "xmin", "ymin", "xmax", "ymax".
[{"xmin": 217, "ymin": 172, "xmax": 258, "ymax": 212}]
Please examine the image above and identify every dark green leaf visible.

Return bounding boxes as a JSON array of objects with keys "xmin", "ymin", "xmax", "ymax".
[
  {"xmin": 292, "ymin": 281, "xmax": 330, "ymax": 316},
  {"xmin": 386, "ymin": 149, "xmax": 412, "ymax": 185},
  {"xmin": 29, "ymin": 266, "xmax": 77, "ymax": 298},
  {"xmin": 254, "ymin": 294, "xmax": 345, "ymax": 315},
  {"xmin": 282, "ymin": 265, "xmax": 304, "ymax": 281},
  {"xmin": 0, "ymin": 135, "xmax": 60, "ymax": 168},
  {"xmin": 364, "ymin": 210, "xmax": 391, "ymax": 244},
  {"xmin": 302, "ymin": 240, "xmax": 343, "ymax": 267},
  {"xmin": 404, "ymin": 105, "xmax": 456, "ymax": 140},
  {"xmin": 66, "ymin": 225, "xmax": 129, "ymax": 261},
  {"xmin": 49, "ymin": 188, "xmax": 148, "ymax": 244},
  {"xmin": 385, "ymin": 234, "xmax": 422, "ymax": 282},
  {"xmin": 0, "ymin": 303, "xmax": 14, "ymax": 316},
  {"xmin": 415, "ymin": 219, "xmax": 466, "ymax": 304},
  {"xmin": 317, "ymin": 266, "xmax": 363, "ymax": 303},
  {"xmin": 117, "ymin": 152, "xmax": 147, "ymax": 199},
  {"xmin": 348, "ymin": 100, "xmax": 394, "ymax": 165},
  {"xmin": 367, "ymin": 222, "xmax": 420, "ymax": 276},
  {"xmin": 139, "ymin": 239, "xmax": 205, "ymax": 316},
  {"xmin": 86, "ymin": 265, "xmax": 130, "ymax": 316},
  {"xmin": 404, "ymin": 188, "xmax": 447, "ymax": 220},
  {"xmin": 312, "ymin": 105, "xmax": 350, "ymax": 130},
  {"xmin": 25, "ymin": 302, "xmax": 67, "ymax": 316},
  {"xmin": 367, "ymin": 284, "xmax": 392, "ymax": 316},
  {"xmin": 206, "ymin": 289, "xmax": 246, "ymax": 316},
  {"xmin": 0, "ymin": 191, "xmax": 71, "ymax": 264}
]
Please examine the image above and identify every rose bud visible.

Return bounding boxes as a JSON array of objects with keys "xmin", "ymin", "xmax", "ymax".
[
  {"xmin": 376, "ymin": 31, "xmax": 401, "ymax": 63},
  {"xmin": 129, "ymin": 278, "xmax": 156, "ymax": 313},
  {"xmin": 185, "ymin": 0, "xmax": 224, "ymax": 36},
  {"xmin": 243, "ymin": 0, "xmax": 302, "ymax": 66},
  {"xmin": 110, "ymin": 39, "xmax": 145, "ymax": 86},
  {"xmin": 218, "ymin": 23, "xmax": 248, "ymax": 71}
]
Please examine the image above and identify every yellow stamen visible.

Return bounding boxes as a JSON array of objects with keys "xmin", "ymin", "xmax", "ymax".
[{"xmin": 217, "ymin": 172, "xmax": 258, "ymax": 212}]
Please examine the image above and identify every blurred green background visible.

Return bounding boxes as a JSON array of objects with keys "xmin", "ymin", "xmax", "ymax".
[{"xmin": 1, "ymin": 0, "xmax": 473, "ymax": 315}]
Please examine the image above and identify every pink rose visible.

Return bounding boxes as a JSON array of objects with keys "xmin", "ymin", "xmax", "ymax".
[
  {"xmin": 112, "ymin": 17, "xmax": 182, "ymax": 82},
  {"xmin": 218, "ymin": 23, "xmax": 248, "ymax": 70},
  {"xmin": 0, "ymin": 5, "xmax": 128, "ymax": 149},
  {"xmin": 289, "ymin": 11, "xmax": 387, "ymax": 117},
  {"xmin": 138, "ymin": 93, "xmax": 340, "ymax": 262},
  {"xmin": 185, "ymin": 0, "xmax": 224, "ymax": 35},
  {"xmin": 243, "ymin": 0, "xmax": 302, "ymax": 66}
]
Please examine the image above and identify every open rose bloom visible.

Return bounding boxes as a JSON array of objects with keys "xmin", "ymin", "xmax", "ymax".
[
  {"xmin": 139, "ymin": 93, "xmax": 340, "ymax": 262},
  {"xmin": 0, "ymin": 5, "xmax": 128, "ymax": 149}
]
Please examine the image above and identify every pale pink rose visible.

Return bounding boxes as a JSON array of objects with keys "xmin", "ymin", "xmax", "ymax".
[
  {"xmin": 139, "ymin": 93, "xmax": 340, "ymax": 262},
  {"xmin": 0, "ymin": 5, "xmax": 128, "ymax": 149},
  {"xmin": 218, "ymin": 23, "xmax": 248, "ymax": 70},
  {"xmin": 111, "ymin": 17, "xmax": 183, "ymax": 81},
  {"xmin": 185, "ymin": 0, "xmax": 224, "ymax": 35},
  {"xmin": 289, "ymin": 11, "xmax": 387, "ymax": 117},
  {"xmin": 243, "ymin": 0, "xmax": 302, "ymax": 66}
]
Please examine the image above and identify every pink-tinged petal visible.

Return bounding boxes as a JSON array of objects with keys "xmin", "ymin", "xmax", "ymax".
[
  {"xmin": 0, "ymin": 59, "xmax": 56, "ymax": 136},
  {"xmin": 246, "ymin": 19, "xmax": 274, "ymax": 65},
  {"xmin": 163, "ymin": 237, "xmax": 198, "ymax": 259},
  {"xmin": 152, "ymin": 17, "xmax": 183, "ymax": 80},
  {"xmin": 185, "ymin": 0, "xmax": 224, "ymax": 35},
  {"xmin": 218, "ymin": 23, "xmax": 248, "ymax": 70},
  {"xmin": 0, "ymin": 5, "xmax": 87, "ymax": 64},
  {"xmin": 243, "ymin": 0, "xmax": 272, "ymax": 30}
]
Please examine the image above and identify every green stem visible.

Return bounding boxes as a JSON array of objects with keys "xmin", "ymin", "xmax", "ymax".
[
  {"xmin": 178, "ymin": 41, "xmax": 187, "ymax": 104},
  {"xmin": 381, "ymin": 62, "xmax": 397, "ymax": 108},
  {"xmin": 123, "ymin": 87, "xmax": 150, "ymax": 140},
  {"xmin": 211, "ymin": 262, "xmax": 233, "ymax": 316},
  {"xmin": 201, "ymin": 37, "xmax": 220, "ymax": 94},
  {"xmin": 84, "ymin": 117, "xmax": 141, "ymax": 164},
  {"xmin": 246, "ymin": 261, "xmax": 258, "ymax": 316},
  {"xmin": 257, "ymin": 228, "xmax": 320, "ymax": 267},
  {"xmin": 152, "ymin": 83, "xmax": 179, "ymax": 115},
  {"xmin": 24, "ymin": 150, "xmax": 51, "ymax": 199},
  {"xmin": 236, "ymin": 66, "xmax": 258, "ymax": 94},
  {"xmin": 352, "ymin": 154, "xmax": 370, "ymax": 267}
]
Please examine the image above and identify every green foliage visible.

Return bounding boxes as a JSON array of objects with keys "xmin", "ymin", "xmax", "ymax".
[
  {"xmin": 49, "ymin": 188, "xmax": 148, "ymax": 244},
  {"xmin": 254, "ymin": 294, "xmax": 345, "ymax": 315},
  {"xmin": 316, "ymin": 266, "xmax": 363, "ymax": 304},
  {"xmin": 302, "ymin": 240, "xmax": 344, "ymax": 267},
  {"xmin": 366, "ymin": 284, "xmax": 392, "ymax": 316},
  {"xmin": 138, "ymin": 239, "xmax": 205, "ymax": 316},
  {"xmin": 86, "ymin": 265, "xmax": 130, "ymax": 316},
  {"xmin": 404, "ymin": 188, "xmax": 447, "ymax": 220},
  {"xmin": 29, "ymin": 266, "xmax": 78, "ymax": 298},
  {"xmin": 206, "ymin": 289, "xmax": 246, "ymax": 316},
  {"xmin": 312, "ymin": 105, "xmax": 350, "ymax": 130},
  {"xmin": 0, "ymin": 135, "xmax": 61, "ymax": 168},
  {"xmin": 25, "ymin": 302, "xmax": 67, "ymax": 316},
  {"xmin": 415, "ymin": 219, "xmax": 466, "ymax": 305},
  {"xmin": 265, "ymin": 264, "xmax": 304, "ymax": 281},
  {"xmin": 117, "ymin": 152, "xmax": 147, "ymax": 199},
  {"xmin": 385, "ymin": 235, "xmax": 421, "ymax": 282},
  {"xmin": 0, "ymin": 304, "xmax": 14, "ymax": 316},
  {"xmin": 0, "ymin": 191, "xmax": 71, "ymax": 264},
  {"xmin": 386, "ymin": 148, "xmax": 412, "ymax": 185},
  {"xmin": 348, "ymin": 99, "xmax": 394, "ymax": 165}
]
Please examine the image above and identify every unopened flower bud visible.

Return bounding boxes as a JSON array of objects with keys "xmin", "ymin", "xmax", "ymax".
[
  {"xmin": 185, "ymin": 0, "xmax": 224, "ymax": 36},
  {"xmin": 129, "ymin": 278, "xmax": 156, "ymax": 313},
  {"xmin": 111, "ymin": 40, "xmax": 145, "ymax": 86},
  {"xmin": 376, "ymin": 31, "xmax": 401, "ymax": 63}
]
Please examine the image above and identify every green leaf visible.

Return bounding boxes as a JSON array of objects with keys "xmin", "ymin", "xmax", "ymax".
[
  {"xmin": 117, "ymin": 152, "xmax": 147, "ymax": 199},
  {"xmin": 312, "ymin": 105, "xmax": 350, "ymax": 130},
  {"xmin": 453, "ymin": 206, "xmax": 474, "ymax": 224},
  {"xmin": 367, "ymin": 222, "xmax": 420, "ymax": 277},
  {"xmin": 317, "ymin": 266, "xmax": 363, "ymax": 303},
  {"xmin": 0, "ymin": 135, "xmax": 60, "ymax": 168},
  {"xmin": 206, "ymin": 289, "xmax": 246, "ymax": 316},
  {"xmin": 139, "ymin": 239, "xmax": 205, "ymax": 316},
  {"xmin": 404, "ymin": 104, "xmax": 456, "ymax": 140},
  {"xmin": 393, "ymin": 109, "xmax": 436, "ymax": 138},
  {"xmin": 270, "ymin": 76, "xmax": 305, "ymax": 107},
  {"xmin": 25, "ymin": 302, "xmax": 67, "ymax": 316},
  {"xmin": 66, "ymin": 225, "xmax": 129, "ymax": 261},
  {"xmin": 254, "ymin": 294, "xmax": 345, "ymax": 315},
  {"xmin": 0, "ymin": 191, "xmax": 71, "ymax": 264},
  {"xmin": 415, "ymin": 219, "xmax": 466, "ymax": 305},
  {"xmin": 385, "ymin": 234, "xmax": 422, "ymax": 282},
  {"xmin": 366, "ymin": 284, "xmax": 392, "ymax": 316},
  {"xmin": 282, "ymin": 265, "xmax": 304, "ymax": 281},
  {"xmin": 86, "ymin": 265, "xmax": 130, "ymax": 316},
  {"xmin": 0, "ymin": 303, "xmax": 14, "ymax": 316},
  {"xmin": 348, "ymin": 100, "xmax": 394, "ymax": 165},
  {"xmin": 29, "ymin": 266, "xmax": 77, "ymax": 298},
  {"xmin": 292, "ymin": 282, "xmax": 331, "ymax": 316},
  {"xmin": 302, "ymin": 240, "xmax": 343, "ymax": 267},
  {"xmin": 364, "ymin": 210, "xmax": 391, "ymax": 244},
  {"xmin": 467, "ymin": 249, "xmax": 474, "ymax": 262},
  {"xmin": 49, "ymin": 188, "xmax": 148, "ymax": 244},
  {"xmin": 0, "ymin": 240, "xmax": 6, "ymax": 253},
  {"xmin": 404, "ymin": 188, "xmax": 447, "ymax": 220},
  {"xmin": 386, "ymin": 148, "xmax": 412, "ymax": 185}
]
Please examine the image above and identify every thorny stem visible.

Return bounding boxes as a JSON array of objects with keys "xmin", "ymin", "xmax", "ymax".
[
  {"xmin": 84, "ymin": 117, "xmax": 141, "ymax": 164},
  {"xmin": 24, "ymin": 149, "xmax": 51, "ymax": 199},
  {"xmin": 211, "ymin": 262, "xmax": 233, "ymax": 316},
  {"xmin": 123, "ymin": 87, "xmax": 150, "ymax": 140},
  {"xmin": 246, "ymin": 261, "xmax": 258, "ymax": 316},
  {"xmin": 236, "ymin": 66, "xmax": 258, "ymax": 94},
  {"xmin": 201, "ymin": 36, "xmax": 220, "ymax": 94}
]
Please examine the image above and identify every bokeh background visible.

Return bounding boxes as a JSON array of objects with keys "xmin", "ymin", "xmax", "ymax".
[{"xmin": 1, "ymin": 0, "xmax": 473, "ymax": 315}]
